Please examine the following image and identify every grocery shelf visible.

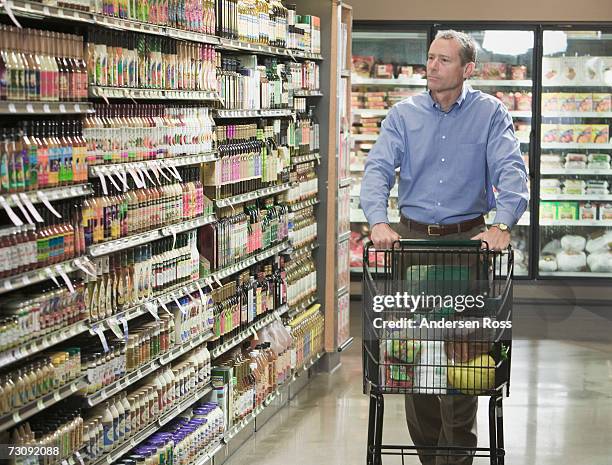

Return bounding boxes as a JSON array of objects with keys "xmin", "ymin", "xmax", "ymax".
[
  {"xmin": 539, "ymin": 219, "xmax": 612, "ymax": 227},
  {"xmin": 542, "ymin": 82, "xmax": 612, "ymax": 88},
  {"xmin": 214, "ymin": 109, "xmax": 293, "ymax": 118},
  {"xmin": 351, "ymin": 77, "xmax": 427, "ymax": 86},
  {"xmin": 0, "ymin": 320, "xmax": 89, "ymax": 370},
  {"xmin": 213, "ymin": 241, "xmax": 290, "ymax": 281},
  {"xmin": 338, "ymin": 230, "xmax": 351, "ymax": 242},
  {"xmin": 89, "ymin": 153, "xmax": 217, "ymax": 178},
  {"xmin": 288, "ymin": 294, "xmax": 318, "ymax": 319},
  {"xmin": 84, "ymin": 330, "xmax": 214, "ymax": 407},
  {"xmin": 215, "ymin": 183, "xmax": 291, "ymax": 208},
  {"xmin": 540, "ymin": 194, "xmax": 612, "ymax": 201},
  {"xmin": 285, "ymin": 242, "xmax": 319, "ymax": 261},
  {"xmin": 0, "ymin": 256, "xmax": 89, "ymax": 296},
  {"xmin": 339, "ymin": 177, "xmax": 353, "ymax": 188},
  {"xmin": 219, "ymin": 38, "xmax": 323, "ymax": 61},
  {"xmin": 350, "ymin": 209, "xmax": 399, "ymax": 224},
  {"xmin": 468, "ymin": 79, "xmax": 533, "ymax": 87},
  {"xmin": 510, "ymin": 111, "xmax": 532, "ymax": 118},
  {"xmin": 87, "ymin": 383, "xmax": 213, "ymax": 465},
  {"xmin": 541, "ymin": 168, "xmax": 612, "ymax": 175},
  {"xmin": 3, "ymin": 184, "xmax": 93, "ymax": 208},
  {"xmin": 0, "ymin": 376, "xmax": 87, "ymax": 432},
  {"xmin": 192, "ymin": 439, "xmax": 224, "ymax": 465},
  {"xmin": 539, "ymin": 271, "xmax": 612, "ymax": 278},
  {"xmin": 294, "ymin": 90, "xmax": 324, "ymax": 97},
  {"xmin": 87, "ymin": 214, "xmax": 216, "ymax": 257},
  {"xmin": 541, "ymin": 143, "xmax": 612, "ymax": 150},
  {"xmin": 89, "ymin": 86, "xmax": 219, "ymax": 101},
  {"xmin": 0, "ymin": 101, "xmax": 93, "ymax": 115},
  {"xmin": 542, "ymin": 111, "xmax": 612, "ymax": 118},
  {"xmin": 292, "ymin": 152, "xmax": 320, "ymax": 164},
  {"xmin": 210, "ymin": 305, "xmax": 288, "ymax": 359},
  {"xmin": 288, "ymin": 198, "xmax": 319, "ymax": 212},
  {"xmin": 352, "ymin": 108, "xmax": 389, "ymax": 117},
  {"xmin": 352, "ymin": 134, "xmax": 378, "ymax": 141}
]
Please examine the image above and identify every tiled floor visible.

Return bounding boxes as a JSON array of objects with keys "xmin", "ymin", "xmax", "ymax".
[{"xmin": 222, "ymin": 305, "xmax": 612, "ymax": 465}]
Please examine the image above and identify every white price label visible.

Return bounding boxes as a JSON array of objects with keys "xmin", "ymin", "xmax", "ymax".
[
  {"xmin": 3, "ymin": 280, "xmax": 13, "ymax": 291},
  {"xmin": 74, "ymin": 104, "xmax": 81, "ymax": 112},
  {"xmin": 43, "ymin": 104, "xmax": 50, "ymax": 113},
  {"xmin": 145, "ymin": 301, "xmax": 160, "ymax": 320},
  {"xmin": 0, "ymin": 195, "xmax": 23, "ymax": 226},
  {"xmin": 59, "ymin": 104, "xmax": 66, "ymax": 113},
  {"xmin": 22, "ymin": 275, "xmax": 31, "ymax": 286},
  {"xmin": 38, "ymin": 191, "xmax": 62, "ymax": 218}
]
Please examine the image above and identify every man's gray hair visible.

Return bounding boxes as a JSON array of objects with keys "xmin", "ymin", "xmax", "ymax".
[{"xmin": 435, "ymin": 30, "xmax": 477, "ymax": 65}]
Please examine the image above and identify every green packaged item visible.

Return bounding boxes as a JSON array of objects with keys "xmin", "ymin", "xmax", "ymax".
[
  {"xmin": 386, "ymin": 339, "xmax": 420, "ymax": 363},
  {"xmin": 557, "ymin": 202, "xmax": 579, "ymax": 220},
  {"xmin": 540, "ymin": 201, "xmax": 558, "ymax": 220}
]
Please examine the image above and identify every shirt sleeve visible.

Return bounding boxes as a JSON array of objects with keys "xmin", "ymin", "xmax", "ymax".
[
  {"xmin": 486, "ymin": 105, "xmax": 529, "ymax": 228},
  {"xmin": 360, "ymin": 107, "xmax": 405, "ymax": 227}
]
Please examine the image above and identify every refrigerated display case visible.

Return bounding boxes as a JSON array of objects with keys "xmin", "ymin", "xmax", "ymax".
[{"xmin": 537, "ymin": 29, "xmax": 612, "ymax": 278}]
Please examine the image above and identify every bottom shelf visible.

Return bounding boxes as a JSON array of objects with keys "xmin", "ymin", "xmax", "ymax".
[{"xmin": 539, "ymin": 271, "xmax": 612, "ymax": 278}]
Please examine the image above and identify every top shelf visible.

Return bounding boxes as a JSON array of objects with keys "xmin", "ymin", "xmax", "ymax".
[
  {"xmin": 1, "ymin": 1, "xmax": 323, "ymax": 61},
  {"xmin": 352, "ymin": 77, "xmax": 427, "ymax": 87}
]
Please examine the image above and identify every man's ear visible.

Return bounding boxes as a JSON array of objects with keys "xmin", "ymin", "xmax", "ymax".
[{"xmin": 464, "ymin": 62, "xmax": 475, "ymax": 79}]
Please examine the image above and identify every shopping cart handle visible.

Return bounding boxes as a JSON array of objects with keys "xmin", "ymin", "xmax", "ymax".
[{"xmin": 391, "ymin": 239, "xmax": 489, "ymax": 250}]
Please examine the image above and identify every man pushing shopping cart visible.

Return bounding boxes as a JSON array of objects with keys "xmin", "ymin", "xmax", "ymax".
[{"xmin": 359, "ymin": 30, "xmax": 529, "ymax": 465}]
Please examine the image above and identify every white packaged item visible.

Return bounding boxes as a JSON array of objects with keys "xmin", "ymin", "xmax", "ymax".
[
  {"xmin": 539, "ymin": 255, "xmax": 558, "ymax": 272},
  {"xmin": 565, "ymin": 160, "xmax": 587, "ymax": 169},
  {"xmin": 587, "ymin": 251, "xmax": 612, "ymax": 272},
  {"xmin": 587, "ymin": 161, "xmax": 611, "ymax": 170},
  {"xmin": 599, "ymin": 204, "xmax": 612, "ymax": 220},
  {"xmin": 562, "ymin": 179, "xmax": 586, "ymax": 195},
  {"xmin": 560, "ymin": 56, "xmax": 580, "ymax": 85},
  {"xmin": 566, "ymin": 153, "xmax": 588, "ymax": 163},
  {"xmin": 561, "ymin": 235, "xmax": 586, "ymax": 252},
  {"xmin": 541, "ymin": 178, "xmax": 561, "ymax": 187},
  {"xmin": 585, "ymin": 231, "xmax": 612, "ymax": 253},
  {"xmin": 414, "ymin": 341, "xmax": 447, "ymax": 394},
  {"xmin": 580, "ymin": 203, "xmax": 597, "ymax": 220},
  {"xmin": 542, "ymin": 56, "xmax": 561, "ymax": 85},
  {"xmin": 542, "ymin": 239, "xmax": 562, "ymax": 255},
  {"xmin": 586, "ymin": 188, "xmax": 609, "ymax": 195},
  {"xmin": 588, "ymin": 153, "xmax": 610, "ymax": 163},
  {"xmin": 581, "ymin": 56, "xmax": 603, "ymax": 85},
  {"xmin": 556, "ymin": 250, "xmax": 587, "ymax": 271},
  {"xmin": 541, "ymin": 154, "xmax": 563, "ymax": 169}
]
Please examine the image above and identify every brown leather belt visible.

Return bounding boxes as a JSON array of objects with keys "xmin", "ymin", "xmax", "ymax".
[{"xmin": 400, "ymin": 215, "xmax": 485, "ymax": 237}]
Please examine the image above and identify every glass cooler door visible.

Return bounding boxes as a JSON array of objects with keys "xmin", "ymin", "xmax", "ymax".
[{"xmin": 538, "ymin": 29, "xmax": 612, "ymax": 278}]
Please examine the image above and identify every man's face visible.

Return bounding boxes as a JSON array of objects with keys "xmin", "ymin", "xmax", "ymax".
[{"xmin": 427, "ymin": 38, "xmax": 473, "ymax": 92}]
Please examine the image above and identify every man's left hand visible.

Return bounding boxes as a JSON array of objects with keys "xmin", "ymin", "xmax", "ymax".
[{"xmin": 471, "ymin": 227, "xmax": 511, "ymax": 251}]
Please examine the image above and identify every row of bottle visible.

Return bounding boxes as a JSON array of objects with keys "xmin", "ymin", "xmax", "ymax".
[
  {"xmin": 84, "ymin": 104, "xmax": 215, "ymax": 165},
  {"xmin": 288, "ymin": 206, "xmax": 317, "ymax": 247},
  {"xmin": 287, "ymin": 163, "xmax": 318, "ymax": 203},
  {"xmin": 115, "ymin": 402, "xmax": 225, "ymax": 465},
  {"xmin": 8, "ymin": 408, "xmax": 84, "ymax": 465},
  {"xmin": 83, "ymin": 170, "xmax": 207, "ymax": 245},
  {"xmin": 199, "ymin": 201, "xmax": 288, "ymax": 270},
  {"xmin": 1, "ymin": 120, "xmax": 88, "ymax": 193},
  {"xmin": 285, "ymin": 255, "xmax": 316, "ymax": 306},
  {"xmin": 288, "ymin": 307, "xmax": 324, "ymax": 369},
  {"xmin": 207, "ymin": 262, "xmax": 286, "ymax": 340},
  {"xmin": 83, "ymin": 231, "xmax": 200, "ymax": 320},
  {"xmin": 169, "ymin": 293, "xmax": 215, "ymax": 345},
  {"xmin": 83, "ymin": 346, "xmax": 211, "ymax": 459},
  {"xmin": 288, "ymin": 61, "xmax": 319, "ymax": 91},
  {"xmin": 293, "ymin": 109, "xmax": 319, "ymax": 155},
  {"xmin": 0, "ymin": 26, "xmax": 88, "ymax": 102},
  {"xmin": 0, "ymin": 284, "xmax": 87, "ymax": 352},
  {"xmin": 86, "ymin": 30, "xmax": 217, "ymax": 91},
  {"xmin": 95, "ymin": 0, "xmax": 216, "ymax": 34},
  {"xmin": 0, "ymin": 202, "xmax": 86, "ymax": 273},
  {"xmin": 0, "ymin": 348, "xmax": 80, "ymax": 416}
]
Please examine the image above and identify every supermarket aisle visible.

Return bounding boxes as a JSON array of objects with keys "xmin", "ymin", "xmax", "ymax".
[{"xmin": 222, "ymin": 303, "xmax": 612, "ymax": 465}]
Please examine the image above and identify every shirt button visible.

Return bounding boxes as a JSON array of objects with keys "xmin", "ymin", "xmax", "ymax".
[
  {"xmin": 441, "ymin": 158, "xmax": 445, "ymax": 162},
  {"xmin": 437, "ymin": 202, "xmax": 441, "ymax": 206},
  {"xmin": 442, "ymin": 136, "xmax": 446, "ymax": 140},
  {"xmin": 439, "ymin": 180, "xmax": 443, "ymax": 184}
]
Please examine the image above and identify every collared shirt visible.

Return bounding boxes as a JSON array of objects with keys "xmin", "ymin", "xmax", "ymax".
[{"xmin": 360, "ymin": 84, "xmax": 529, "ymax": 227}]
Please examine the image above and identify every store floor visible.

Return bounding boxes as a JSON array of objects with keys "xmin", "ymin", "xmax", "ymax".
[{"xmin": 223, "ymin": 304, "xmax": 612, "ymax": 465}]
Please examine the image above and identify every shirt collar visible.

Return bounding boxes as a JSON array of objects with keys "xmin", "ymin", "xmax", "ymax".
[{"xmin": 429, "ymin": 83, "xmax": 470, "ymax": 112}]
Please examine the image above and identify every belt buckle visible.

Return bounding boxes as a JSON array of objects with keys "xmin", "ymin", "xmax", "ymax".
[{"xmin": 427, "ymin": 224, "xmax": 441, "ymax": 236}]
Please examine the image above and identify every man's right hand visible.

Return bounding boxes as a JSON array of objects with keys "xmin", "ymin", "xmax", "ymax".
[{"xmin": 370, "ymin": 223, "xmax": 400, "ymax": 249}]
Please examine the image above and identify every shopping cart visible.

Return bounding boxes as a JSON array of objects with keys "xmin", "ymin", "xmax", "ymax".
[{"xmin": 362, "ymin": 240, "xmax": 513, "ymax": 465}]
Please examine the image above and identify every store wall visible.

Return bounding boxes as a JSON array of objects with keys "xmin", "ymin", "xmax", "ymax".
[{"xmin": 349, "ymin": 0, "xmax": 612, "ymax": 22}]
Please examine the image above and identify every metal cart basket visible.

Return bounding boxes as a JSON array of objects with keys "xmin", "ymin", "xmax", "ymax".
[{"xmin": 363, "ymin": 240, "xmax": 513, "ymax": 465}]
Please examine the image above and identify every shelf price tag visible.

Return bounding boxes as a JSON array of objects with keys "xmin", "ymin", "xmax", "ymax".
[
  {"xmin": 173, "ymin": 297, "xmax": 187, "ymax": 316},
  {"xmin": 0, "ymin": 195, "xmax": 23, "ymax": 226},
  {"xmin": 120, "ymin": 317, "xmax": 129, "ymax": 341},
  {"xmin": 159, "ymin": 300, "xmax": 172, "ymax": 316},
  {"xmin": 93, "ymin": 325, "xmax": 110, "ymax": 352},
  {"xmin": 19, "ymin": 193, "xmax": 44, "ymax": 222},
  {"xmin": 56, "ymin": 265, "xmax": 75, "ymax": 293},
  {"xmin": 44, "ymin": 268, "xmax": 60, "ymax": 288},
  {"xmin": 107, "ymin": 171, "xmax": 121, "ymax": 191},
  {"xmin": 145, "ymin": 301, "xmax": 160, "ymax": 320},
  {"xmin": 108, "ymin": 318, "xmax": 124, "ymax": 340}
]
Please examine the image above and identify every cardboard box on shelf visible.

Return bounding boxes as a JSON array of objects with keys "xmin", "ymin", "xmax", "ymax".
[
  {"xmin": 542, "ymin": 93, "xmax": 559, "ymax": 112},
  {"xmin": 575, "ymin": 93, "xmax": 594, "ymax": 112},
  {"xmin": 542, "ymin": 57, "xmax": 561, "ymax": 85},
  {"xmin": 558, "ymin": 125, "xmax": 576, "ymax": 144},
  {"xmin": 560, "ymin": 57, "xmax": 580, "ymax": 86},
  {"xmin": 575, "ymin": 125, "xmax": 596, "ymax": 144},
  {"xmin": 542, "ymin": 124, "xmax": 560, "ymax": 143},
  {"xmin": 557, "ymin": 201, "xmax": 580, "ymax": 220},
  {"xmin": 593, "ymin": 93, "xmax": 611, "ymax": 112},
  {"xmin": 540, "ymin": 201, "xmax": 558, "ymax": 220},
  {"xmin": 515, "ymin": 92, "xmax": 532, "ymax": 111},
  {"xmin": 558, "ymin": 93, "xmax": 577, "ymax": 112},
  {"xmin": 594, "ymin": 125, "xmax": 610, "ymax": 144}
]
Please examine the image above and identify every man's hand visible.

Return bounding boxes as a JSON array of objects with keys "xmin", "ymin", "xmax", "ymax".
[
  {"xmin": 370, "ymin": 223, "xmax": 400, "ymax": 249},
  {"xmin": 445, "ymin": 341, "xmax": 491, "ymax": 363},
  {"xmin": 472, "ymin": 226, "xmax": 511, "ymax": 251}
]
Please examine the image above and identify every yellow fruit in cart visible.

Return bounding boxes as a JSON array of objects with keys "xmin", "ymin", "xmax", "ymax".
[{"xmin": 448, "ymin": 354, "xmax": 496, "ymax": 394}]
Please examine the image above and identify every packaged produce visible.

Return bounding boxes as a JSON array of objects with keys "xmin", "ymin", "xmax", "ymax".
[
  {"xmin": 592, "ymin": 93, "xmax": 611, "ymax": 112},
  {"xmin": 561, "ymin": 235, "xmax": 587, "ymax": 252},
  {"xmin": 542, "ymin": 124, "xmax": 560, "ymax": 143},
  {"xmin": 558, "ymin": 125, "xmax": 576, "ymax": 143},
  {"xmin": 587, "ymin": 251, "xmax": 612, "ymax": 272},
  {"xmin": 562, "ymin": 180, "xmax": 586, "ymax": 195},
  {"xmin": 542, "ymin": 93, "xmax": 559, "ymax": 112},
  {"xmin": 575, "ymin": 93, "xmax": 594, "ymax": 112},
  {"xmin": 560, "ymin": 57, "xmax": 579, "ymax": 85},
  {"xmin": 481, "ymin": 62, "xmax": 507, "ymax": 80},
  {"xmin": 599, "ymin": 203, "xmax": 612, "ymax": 220},
  {"xmin": 556, "ymin": 250, "xmax": 587, "ymax": 271},
  {"xmin": 542, "ymin": 239, "xmax": 562, "ymax": 255},
  {"xmin": 586, "ymin": 231, "xmax": 612, "ymax": 253},
  {"xmin": 541, "ymin": 153, "xmax": 563, "ymax": 169},
  {"xmin": 575, "ymin": 125, "xmax": 595, "ymax": 144},
  {"xmin": 515, "ymin": 92, "xmax": 532, "ymax": 111},
  {"xmin": 565, "ymin": 152, "xmax": 588, "ymax": 169},
  {"xmin": 588, "ymin": 153, "xmax": 610, "ymax": 163},
  {"xmin": 540, "ymin": 179, "xmax": 562, "ymax": 195},
  {"xmin": 511, "ymin": 65, "xmax": 528, "ymax": 80},
  {"xmin": 558, "ymin": 93, "xmax": 577, "ymax": 112},
  {"xmin": 557, "ymin": 201, "xmax": 579, "ymax": 219},
  {"xmin": 447, "ymin": 354, "xmax": 496, "ymax": 395},
  {"xmin": 542, "ymin": 57, "xmax": 560, "ymax": 85},
  {"xmin": 593, "ymin": 125, "xmax": 610, "ymax": 144},
  {"xmin": 585, "ymin": 180, "xmax": 609, "ymax": 195},
  {"xmin": 580, "ymin": 202, "xmax": 597, "ymax": 220},
  {"xmin": 582, "ymin": 56, "xmax": 603, "ymax": 84},
  {"xmin": 539, "ymin": 255, "xmax": 558, "ymax": 272},
  {"xmin": 540, "ymin": 201, "xmax": 557, "ymax": 220},
  {"xmin": 495, "ymin": 92, "xmax": 515, "ymax": 110}
]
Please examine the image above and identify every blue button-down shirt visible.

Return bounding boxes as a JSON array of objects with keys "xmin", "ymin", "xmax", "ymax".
[{"xmin": 360, "ymin": 85, "xmax": 529, "ymax": 228}]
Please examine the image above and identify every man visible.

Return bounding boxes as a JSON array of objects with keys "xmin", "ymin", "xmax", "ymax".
[{"xmin": 360, "ymin": 30, "xmax": 529, "ymax": 465}]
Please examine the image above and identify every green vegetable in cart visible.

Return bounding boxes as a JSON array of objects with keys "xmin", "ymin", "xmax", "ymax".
[
  {"xmin": 385, "ymin": 339, "xmax": 420, "ymax": 363},
  {"xmin": 448, "ymin": 354, "xmax": 496, "ymax": 394}
]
